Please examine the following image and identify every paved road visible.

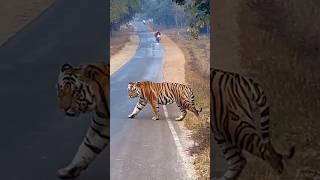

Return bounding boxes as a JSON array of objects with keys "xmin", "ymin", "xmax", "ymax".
[
  {"xmin": 0, "ymin": 0, "xmax": 108, "ymax": 179},
  {"xmin": 110, "ymin": 23, "xmax": 188, "ymax": 180}
]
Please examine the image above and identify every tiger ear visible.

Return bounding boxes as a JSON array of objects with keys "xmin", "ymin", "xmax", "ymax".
[
  {"xmin": 61, "ymin": 63, "xmax": 72, "ymax": 72},
  {"xmin": 135, "ymin": 81, "xmax": 141, "ymax": 86}
]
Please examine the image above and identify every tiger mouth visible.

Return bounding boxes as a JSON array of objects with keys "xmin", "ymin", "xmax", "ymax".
[
  {"xmin": 64, "ymin": 108, "xmax": 79, "ymax": 117},
  {"xmin": 65, "ymin": 111, "xmax": 76, "ymax": 117}
]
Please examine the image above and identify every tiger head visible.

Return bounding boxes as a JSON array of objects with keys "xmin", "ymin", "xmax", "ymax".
[
  {"xmin": 57, "ymin": 63, "xmax": 95, "ymax": 117},
  {"xmin": 128, "ymin": 82, "xmax": 142, "ymax": 98}
]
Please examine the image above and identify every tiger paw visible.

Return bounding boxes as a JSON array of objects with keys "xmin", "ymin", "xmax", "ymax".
[
  {"xmin": 175, "ymin": 116, "xmax": 184, "ymax": 121},
  {"xmin": 128, "ymin": 114, "xmax": 136, "ymax": 118},
  {"xmin": 175, "ymin": 117, "xmax": 182, "ymax": 121},
  {"xmin": 57, "ymin": 166, "xmax": 82, "ymax": 179},
  {"xmin": 152, "ymin": 116, "xmax": 159, "ymax": 120}
]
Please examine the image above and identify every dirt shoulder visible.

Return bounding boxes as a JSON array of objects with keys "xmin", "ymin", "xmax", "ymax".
[
  {"xmin": 0, "ymin": 0, "xmax": 55, "ymax": 46},
  {"xmin": 110, "ymin": 32, "xmax": 139, "ymax": 75},
  {"xmin": 161, "ymin": 34, "xmax": 185, "ymax": 83},
  {"xmin": 160, "ymin": 31, "xmax": 198, "ymax": 179},
  {"xmin": 165, "ymin": 30, "xmax": 210, "ymax": 180},
  {"xmin": 161, "ymin": 29, "xmax": 210, "ymax": 180}
]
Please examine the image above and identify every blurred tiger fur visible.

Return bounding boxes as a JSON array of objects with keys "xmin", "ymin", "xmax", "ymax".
[
  {"xmin": 56, "ymin": 63, "xmax": 109, "ymax": 178},
  {"xmin": 211, "ymin": 68, "xmax": 294, "ymax": 180},
  {"xmin": 127, "ymin": 81, "xmax": 202, "ymax": 121}
]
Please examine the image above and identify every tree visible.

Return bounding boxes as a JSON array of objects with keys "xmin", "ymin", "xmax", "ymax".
[
  {"xmin": 173, "ymin": 0, "xmax": 210, "ymax": 38},
  {"xmin": 110, "ymin": 0, "xmax": 141, "ymax": 31},
  {"xmin": 142, "ymin": 0, "xmax": 184, "ymax": 27}
]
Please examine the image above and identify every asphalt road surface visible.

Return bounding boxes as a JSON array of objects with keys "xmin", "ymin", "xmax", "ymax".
[
  {"xmin": 110, "ymin": 23, "xmax": 189, "ymax": 180},
  {"xmin": 0, "ymin": 0, "xmax": 108, "ymax": 179}
]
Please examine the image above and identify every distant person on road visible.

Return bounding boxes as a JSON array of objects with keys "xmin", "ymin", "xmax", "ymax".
[
  {"xmin": 143, "ymin": 20, "xmax": 146, "ymax": 25},
  {"xmin": 154, "ymin": 31, "xmax": 161, "ymax": 38},
  {"xmin": 155, "ymin": 31, "xmax": 161, "ymax": 43}
]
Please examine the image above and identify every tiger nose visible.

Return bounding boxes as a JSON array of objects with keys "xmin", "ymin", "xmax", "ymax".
[
  {"xmin": 60, "ymin": 104, "xmax": 68, "ymax": 111},
  {"xmin": 59, "ymin": 101, "xmax": 71, "ymax": 111}
]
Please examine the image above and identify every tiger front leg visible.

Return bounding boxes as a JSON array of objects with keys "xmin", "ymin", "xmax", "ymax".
[
  {"xmin": 150, "ymin": 101, "xmax": 160, "ymax": 120},
  {"xmin": 58, "ymin": 114, "xmax": 108, "ymax": 179},
  {"xmin": 58, "ymin": 154, "xmax": 87, "ymax": 179},
  {"xmin": 58, "ymin": 133, "xmax": 108, "ymax": 179},
  {"xmin": 128, "ymin": 98, "xmax": 147, "ymax": 118}
]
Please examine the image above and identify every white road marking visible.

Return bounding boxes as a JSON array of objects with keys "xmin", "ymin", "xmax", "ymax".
[{"xmin": 163, "ymin": 105, "xmax": 192, "ymax": 180}]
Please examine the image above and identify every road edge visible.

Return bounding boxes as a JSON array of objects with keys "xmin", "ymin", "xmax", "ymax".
[{"xmin": 161, "ymin": 32, "xmax": 198, "ymax": 179}]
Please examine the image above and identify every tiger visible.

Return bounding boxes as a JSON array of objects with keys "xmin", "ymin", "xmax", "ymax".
[
  {"xmin": 56, "ymin": 63, "xmax": 109, "ymax": 178},
  {"xmin": 127, "ymin": 81, "xmax": 202, "ymax": 121},
  {"xmin": 211, "ymin": 68, "xmax": 295, "ymax": 180}
]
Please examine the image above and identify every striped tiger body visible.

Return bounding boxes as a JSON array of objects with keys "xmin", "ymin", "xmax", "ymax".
[
  {"xmin": 211, "ymin": 69, "xmax": 294, "ymax": 179},
  {"xmin": 128, "ymin": 81, "xmax": 202, "ymax": 121},
  {"xmin": 56, "ymin": 63, "xmax": 109, "ymax": 178}
]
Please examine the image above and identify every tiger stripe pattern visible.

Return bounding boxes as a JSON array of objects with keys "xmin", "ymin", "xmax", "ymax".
[
  {"xmin": 56, "ymin": 63, "xmax": 109, "ymax": 178},
  {"xmin": 128, "ymin": 81, "xmax": 202, "ymax": 121},
  {"xmin": 211, "ymin": 69, "xmax": 294, "ymax": 180}
]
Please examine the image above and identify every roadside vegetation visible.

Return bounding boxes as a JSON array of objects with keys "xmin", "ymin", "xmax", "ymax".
[
  {"xmin": 164, "ymin": 28, "xmax": 210, "ymax": 180},
  {"xmin": 110, "ymin": 0, "xmax": 139, "ymax": 58},
  {"xmin": 110, "ymin": 0, "xmax": 140, "ymax": 32},
  {"xmin": 142, "ymin": 0, "xmax": 210, "ymax": 38},
  {"xmin": 110, "ymin": 28, "xmax": 134, "ymax": 56},
  {"xmin": 238, "ymin": 0, "xmax": 320, "ymax": 179}
]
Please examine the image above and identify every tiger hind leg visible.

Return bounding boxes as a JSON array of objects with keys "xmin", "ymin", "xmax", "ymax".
[
  {"xmin": 175, "ymin": 105, "xmax": 187, "ymax": 121},
  {"xmin": 220, "ymin": 143, "xmax": 247, "ymax": 180},
  {"xmin": 189, "ymin": 105, "xmax": 202, "ymax": 118},
  {"xmin": 238, "ymin": 126, "xmax": 295, "ymax": 174},
  {"xmin": 259, "ymin": 141, "xmax": 295, "ymax": 174}
]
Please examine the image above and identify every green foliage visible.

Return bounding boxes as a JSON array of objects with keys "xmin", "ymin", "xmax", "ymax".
[
  {"xmin": 110, "ymin": 0, "xmax": 141, "ymax": 28},
  {"xmin": 110, "ymin": 0, "xmax": 128, "ymax": 23},
  {"xmin": 142, "ymin": 0, "xmax": 183, "ymax": 27},
  {"xmin": 110, "ymin": 0, "xmax": 210, "ymax": 38},
  {"xmin": 173, "ymin": 0, "xmax": 210, "ymax": 39}
]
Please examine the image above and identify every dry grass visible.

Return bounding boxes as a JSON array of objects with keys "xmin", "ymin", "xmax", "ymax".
[
  {"xmin": 164, "ymin": 29, "xmax": 210, "ymax": 180},
  {"xmin": 110, "ymin": 30, "xmax": 133, "ymax": 56},
  {"xmin": 238, "ymin": 0, "xmax": 320, "ymax": 179},
  {"xmin": 0, "ymin": 0, "xmax": 54, "ymax": 46}
]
